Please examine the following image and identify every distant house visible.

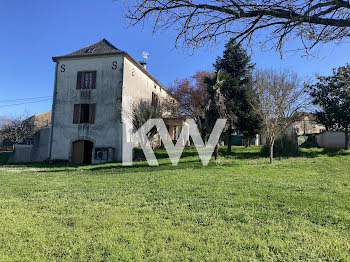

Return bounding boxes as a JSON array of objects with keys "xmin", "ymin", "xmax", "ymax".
[
  {"xmin": 257, "ymin": 112, "xmax": 326, "ymax": 146},
  {"xmin": 286, "ymin": 112, "xmax": 326, "ymax": 136}
]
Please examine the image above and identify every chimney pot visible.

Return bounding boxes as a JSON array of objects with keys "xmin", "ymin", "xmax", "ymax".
[{"xmin": 139, "ymin": 61, "xmax": 147, "ymax": 69}]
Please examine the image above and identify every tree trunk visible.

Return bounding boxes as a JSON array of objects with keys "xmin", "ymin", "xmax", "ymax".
[
  {"xmin": 214, "ymin": 142, "xmax": 219, "ymax": 160},
  {"xmin": 227, "ymin": 132, "xmax": 232, "ymax": 153},
  {"xmin": 345, "ymin": 130, "xmax": 349, "ymax": 150},
  {"xmin": 269, "ymin": 139, "xmax": 275, "ymax": 164}
]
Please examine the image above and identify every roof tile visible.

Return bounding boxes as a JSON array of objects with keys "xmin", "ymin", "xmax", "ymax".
[{"xmin": 52, "ymin": 39, "xmax": 124, "ymax": 61}]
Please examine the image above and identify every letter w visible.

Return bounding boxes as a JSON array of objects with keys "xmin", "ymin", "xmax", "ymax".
[{"xmin": 123, "ymin": 119, "xmax": 227, "ymax": 166}]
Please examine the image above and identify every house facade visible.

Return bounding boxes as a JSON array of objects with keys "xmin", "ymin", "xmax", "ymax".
[
  {"xmin": 286, "ymin": 112, "xmax": 326, "ymax": 136},
  {"xmin": 49, "ymin": 39, "xmax": 177, "ymax": 164},
  {"xmin": 257, "ymin": 112, "xmax": 326, "ymax": 146}
]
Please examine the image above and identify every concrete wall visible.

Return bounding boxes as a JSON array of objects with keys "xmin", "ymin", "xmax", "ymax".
[
  {"xmin": 8, "ymin": 127, "xmax": 51, "ymax": 163},
  {"xmin": 8, "ymin": 145, "xmax": 32, "ymax": 163},
  {"xmin": 50, "ymin": 56, "xmax": 124, "ymax": 162},
  {"xmin": 316, "ymin": 131, "xmax": 346, "ymax": 149},
  {"xmin": 31, "ymin": 126, "xmax": 51, "ymax": 162}
]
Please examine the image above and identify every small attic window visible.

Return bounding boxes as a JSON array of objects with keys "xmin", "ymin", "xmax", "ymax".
[{"xmin": 85, "ymin": 48, "xmax": 95, "ymax": 53}]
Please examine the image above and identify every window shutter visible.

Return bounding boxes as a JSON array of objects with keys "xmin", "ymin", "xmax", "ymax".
[
  {"xmin": 89, "ymin": 104, "xmax": 96, "ymax": 124},
  {"xmin": 73, "ymin": 104, "xmax": 80, "ymax": 124},
  {"xmin": 76, "ymin": 72, "xmax": 82, "ymax": 89},
  {"xmin": 91, "ymin": 71, "xmax": 96, "ymax": 89}
]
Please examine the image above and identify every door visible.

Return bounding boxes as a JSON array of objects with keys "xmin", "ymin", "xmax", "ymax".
[
  {"xmin": 72, "ymin": 140, "xmax": 93, "ymax": 164},
  {"xmin": 83, "ymin": 140, "xmax": 93, "ymax": 164}
]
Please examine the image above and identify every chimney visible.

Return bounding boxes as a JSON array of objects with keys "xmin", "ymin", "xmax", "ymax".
[{"xmin": 139, "ymin": 61, "xmax": 147, "ymax": 69}]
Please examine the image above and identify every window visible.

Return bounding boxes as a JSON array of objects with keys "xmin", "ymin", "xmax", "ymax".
[
  {"xmin": 73, "ymin": 104, "xmax": 96, "ymax": 124},
  {"xmin": 152, "ymin": 92, "xmax": 159, "ymax": 107},
  {"xmin": 80, "ymin": 104, "xmax": 90, "ymax": 123},
  {"xmin": 76, "ymin": 71, "xmax": 96, "ymax": 89}
]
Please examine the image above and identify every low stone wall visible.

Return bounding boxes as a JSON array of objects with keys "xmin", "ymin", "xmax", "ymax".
[{"xmin": 316, "ymin": 131, "xmax": 345, "ymax": 149}]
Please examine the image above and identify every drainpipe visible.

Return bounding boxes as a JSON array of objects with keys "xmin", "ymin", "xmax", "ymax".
[{"xmin": 48, "ymin": 61, "xmax": 59, "ymax": 162}]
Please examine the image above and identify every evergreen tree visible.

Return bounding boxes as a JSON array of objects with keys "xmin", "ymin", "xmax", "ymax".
[
  {"xmin": 308, "ymin": 64, "xmax": 350, "ymax": 150},
  {"xmin": 214, "ymin": 39, "xmax": 262, "ymax": 152}
]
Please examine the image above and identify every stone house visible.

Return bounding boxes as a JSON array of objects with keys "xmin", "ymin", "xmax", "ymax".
[
  {"xmin": 286, "ymin": 112, "xmax": 326, "ymax": 136},
  {"xmin": 257, "ymin": 112, "xmax": 326, "ymax": 146},
  {"xmin": 46, "ymin": 39, "xmax": 184, "ymax": 164}
]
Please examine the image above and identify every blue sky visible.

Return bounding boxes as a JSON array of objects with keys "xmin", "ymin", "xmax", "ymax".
[{"xmin": 1, "ymin": 0, "xmax": 350, "ymax": 117}]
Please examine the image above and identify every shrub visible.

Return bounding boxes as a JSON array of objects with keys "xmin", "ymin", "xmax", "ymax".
[{"xmin": 261, "ymin": 132, "xmax": 301, "ymax": 158}]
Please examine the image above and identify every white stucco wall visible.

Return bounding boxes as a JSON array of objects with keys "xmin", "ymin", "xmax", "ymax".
[
  {"xmin": 316, "ymin": 131, "xmax": 346, "ymax": 149},
  {"xmin": 50, "ymin": 54, "xmax": 175, "ymax": 163},
  {"xmin": 121, "ymin": 57, "xmax": 174, "ymax": 145},
  {"xmin": 122, "ymin": 57, "xmax": 172, "ymax": 115},
  {"xmin": 50, "ymin": 55, "xmax": 124, "ymax": 162}
]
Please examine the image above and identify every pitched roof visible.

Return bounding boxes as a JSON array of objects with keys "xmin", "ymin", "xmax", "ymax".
[
  {"xmin": 52, "ymin": 39, "xmax": 176, "ymax": 99},
  {"xmin": 291, "ymin": 111, "xmax": 319, "ymax": 122},
  {"xmin": 52, "ymin": 39, "xmax": 125, "ymax": 61}
]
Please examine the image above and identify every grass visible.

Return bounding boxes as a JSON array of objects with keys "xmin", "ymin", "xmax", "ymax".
[{"xmin": 0, "ymin": 147, "xmax": 349, "ymax": 261}]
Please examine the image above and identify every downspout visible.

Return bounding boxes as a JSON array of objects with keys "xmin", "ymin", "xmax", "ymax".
[
  {"xmin": 48, "ymin": 61, "xmax": 59, "ymax": 162},
  {"xmin": 120, "ymin": 57, "xmax": 125, "ymax": 161}
]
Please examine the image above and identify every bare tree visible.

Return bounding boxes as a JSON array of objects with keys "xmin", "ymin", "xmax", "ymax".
[
  {"xmin": 168, "ymin": 71, "xmax": 210, "ymax": 139},
  {"xmin": 0, "ymin": 115, "xmax": 35, "ymax": 148},
  {"xmin": 121, "ymin": 0, "xmax": 350, "ymax": 53},
  {"xmin": 130, "ymin": 99, "xmax": 174, "ymax": 148},
  {"xmin": 254, "ymin": 69, "xmax": 306, "ymax": 163}
]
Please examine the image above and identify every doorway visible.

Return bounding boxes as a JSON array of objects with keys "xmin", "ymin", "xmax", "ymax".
[{"xmin": 72, "ymin": 140, "xmax": 93, "ymax": 164}]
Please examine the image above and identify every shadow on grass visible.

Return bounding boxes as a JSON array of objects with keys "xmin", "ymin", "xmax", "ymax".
[
  {"xmin": 219, "ymin": 147, "xmax": 262, "ymax": 160},
  {"xmin": 1, "ymin": 149, "xmax": 207, "ymax": 175},
  {"xmin": 301, "ymin": 148, "xmax": 350, "ymax": 158},
  {"xmin": 0, "ymin": 146, "xmax": 281, "ymax": 171},
  {"xmin": 3, "ymin": 146, "xmax": 348, "ymax": 173},
  {"xmin": 155, "ymin": 146, "xmax": 262, "ymax": 160}
]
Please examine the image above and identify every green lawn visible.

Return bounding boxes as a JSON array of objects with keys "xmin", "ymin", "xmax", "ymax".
[{"xmin": 0, "ymin": 147, "xmax": 349, "ymax": 261}]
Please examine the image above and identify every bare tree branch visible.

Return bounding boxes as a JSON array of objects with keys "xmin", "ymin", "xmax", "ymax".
[
  {"xmin": 253, "ymin": 68, "xmax": 307, "ymax": 163},
  {"xmin": 120, "ymin": 0, "xmax": 350, "ymax": 53}
]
